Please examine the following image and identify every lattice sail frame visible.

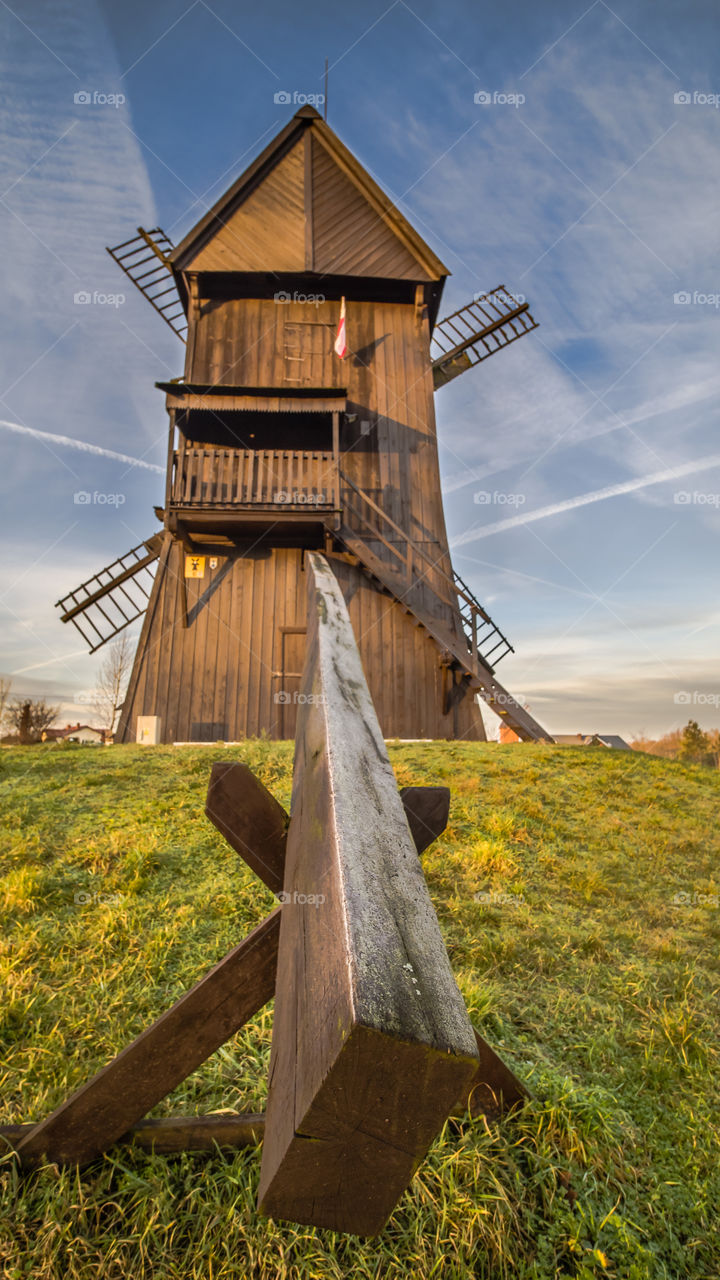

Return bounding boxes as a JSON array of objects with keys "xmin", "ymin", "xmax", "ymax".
[
  {"xmin": 106, "ymin": 228, "xmax": 187, "ymax": 341},
  {"xmin": 431, "ymin": 286, "xmax": 538, "ymax": 388},
  {"xmin": 56, "ymin": 536, "xmax": 163, "ymax": 652}
]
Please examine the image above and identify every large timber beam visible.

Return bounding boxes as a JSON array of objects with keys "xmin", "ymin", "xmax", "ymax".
[{"xmin": 257, "ymin": 552, "xmax": 480, "ymax": 1236}]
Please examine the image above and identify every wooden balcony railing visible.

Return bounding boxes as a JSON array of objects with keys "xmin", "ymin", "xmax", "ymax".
[{"xmin": 170, "ymin": 447, "xmax": 339, "ymax": 512}]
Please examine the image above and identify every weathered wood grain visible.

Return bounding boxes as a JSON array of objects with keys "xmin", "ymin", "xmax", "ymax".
[
  {"xmin": 15, "ymin": 910, "xmax": 280, "ymax": 1169},
  {"xmin": 257, "ymin": 553, "xmax": 479, "ymax": 1235}
]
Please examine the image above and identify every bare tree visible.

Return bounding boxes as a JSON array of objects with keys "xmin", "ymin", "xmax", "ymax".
[
  {"xmin": 93, "ymin": 634, "xmax": 133, "ymax": 735},
  {"xmin": 8, "ymin": 698, "xmax": 60, "ymax": 744},
  {"xmin": 0, "ymin": 678, "xmax": 11, "ymax": 733}
]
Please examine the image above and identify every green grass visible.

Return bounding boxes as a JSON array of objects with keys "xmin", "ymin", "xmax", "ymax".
[{"xmin": 0, "ymin": 740, "xmax": 718, "ymax": 1279}]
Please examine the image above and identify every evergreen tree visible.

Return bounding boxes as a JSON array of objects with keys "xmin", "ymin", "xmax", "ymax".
[{"xmin": 678, "ymin": 719, "xmax": 712, "ymax": 766}]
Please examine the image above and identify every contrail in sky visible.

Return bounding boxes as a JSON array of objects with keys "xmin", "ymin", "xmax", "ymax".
[
  {"xmin": 451, "ymin": 454, "xmax": 720, "ymax": 546},
  {"xmin": 0, "ymin": 419, "xmax": 164, "ymax": 474}
]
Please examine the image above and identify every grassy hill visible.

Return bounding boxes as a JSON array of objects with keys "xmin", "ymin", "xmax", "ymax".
[{"xmin": 0, "ymin": 741, "xmax": 718, "ymax": 1280}]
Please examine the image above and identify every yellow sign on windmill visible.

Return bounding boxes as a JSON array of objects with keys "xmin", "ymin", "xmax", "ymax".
[{"xmin": 184, "ymin": 555, "xmax": 206, "ymax": 579}]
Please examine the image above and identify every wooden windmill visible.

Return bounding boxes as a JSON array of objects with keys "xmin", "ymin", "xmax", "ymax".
[{"xmin": 56, "ymin": 105, "xmax": 550, "ymax": 744}]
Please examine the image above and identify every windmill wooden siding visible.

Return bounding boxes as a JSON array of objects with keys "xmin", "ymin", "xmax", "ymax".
[
  {"xmin": 115, "ymin": 106, "xmax": 492, "ymax": 743},
  {"xmin": 120, "ymin": 545, "xmax": 482, "ymax": 742}
]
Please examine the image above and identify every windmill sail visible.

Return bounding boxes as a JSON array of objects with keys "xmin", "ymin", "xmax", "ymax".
[
  {"xmin": 106, "ymin": 228, "xmax": 187, "ymax": 341},
  {"xmin": 56, "ymin": 535, "xmax": 164, "ymax": 653},
  {"xmin": 431, "ymin": 286, "xmax": 538, "ymax": 388}
]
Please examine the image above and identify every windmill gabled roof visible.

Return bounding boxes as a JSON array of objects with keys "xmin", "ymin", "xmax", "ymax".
[{"xmin": 170, "ymin": 106, "xmax": 450, "ymax": 282}]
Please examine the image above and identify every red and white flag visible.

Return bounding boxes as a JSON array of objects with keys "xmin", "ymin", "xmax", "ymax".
[{"xmin": 334, "ymin": 296, "xmax": 347, "ymax": 359}]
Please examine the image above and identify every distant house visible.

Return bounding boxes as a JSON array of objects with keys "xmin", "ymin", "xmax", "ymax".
[
  {"xmin": 590, "ymin": 734, "xmax": 632, "ymax": 751},
  {"xmin": 41, "ymin": 723, "xmax": 108, "ymax": 745}
]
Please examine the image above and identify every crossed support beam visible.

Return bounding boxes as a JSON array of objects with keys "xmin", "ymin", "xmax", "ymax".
[{"xmin": 2, "ymin": 554, "xmax": 528, "ymax": 1236}]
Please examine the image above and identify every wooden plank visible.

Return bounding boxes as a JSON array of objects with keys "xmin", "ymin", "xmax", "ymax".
[
  {"xmin": 3, "ymin": 1032, "xmax": 528, "ymax": 1160},
  {"xmin": 399, "ymin": 786, "xmax": 450, "ymax": 855},
  {"xmin": 465, "ymin": 1030, "xmax": 530, "ymax": 1122},
  {"xmin": 15, "ymin": 910, "xmax": 281, "ymax": 1169},
  {"xmin": 257, "ymin": 553, "xmax": 479, "ymax": 1236},
  {"xmin": 205, "ymin": 762, "xmax": 289, "ymax": 893},
  {"xmin": 2, "ymin": 1113, "xmax": 265, "ymax": 1157}
]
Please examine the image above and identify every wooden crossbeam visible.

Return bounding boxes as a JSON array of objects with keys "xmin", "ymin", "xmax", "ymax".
[
  {"xmin": 398, "ymin": 785, "xmax": 450, "ymax": 854},
  {"xmin": 257, "ymin": 553, "xmax": 481, "ymax": 1236},
  {"xmin": 205, "ymin": 761, "xmax": 289, "ymax": 893},
  {"xmin": 205, "ymin": 762, "xmax": 452, "ymax": 891},
  {"xmin": 15, "ymin": 911, "xmax": 280, "ymax": 1169},
  {"xmin": 2, "ymin": 1113, "xmax": 264, "ymax": 1156}
]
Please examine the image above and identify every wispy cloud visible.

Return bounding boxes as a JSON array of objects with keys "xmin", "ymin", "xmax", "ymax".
[
  {"xmin": 452, "ymin": 454, "xmax": 720, "ymax": 546},
  {"xmin": 0, "ymin": 418, "xmax": 164, "ymax": 473}
]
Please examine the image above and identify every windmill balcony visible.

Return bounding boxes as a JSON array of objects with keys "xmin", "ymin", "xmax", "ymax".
[{"xmin": 167, "ymin": 446, "xmax": 341, "ymax": 540}]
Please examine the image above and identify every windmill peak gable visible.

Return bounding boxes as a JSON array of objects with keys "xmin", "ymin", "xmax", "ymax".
[{"xmin": 170, "ymin": 107, "xmax": 449, "ymax": 282}]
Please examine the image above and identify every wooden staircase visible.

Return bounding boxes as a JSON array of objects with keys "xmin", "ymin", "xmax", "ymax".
[{"xmin": 333, "ymin": 476, "xmax": 551, "ymax": 742}]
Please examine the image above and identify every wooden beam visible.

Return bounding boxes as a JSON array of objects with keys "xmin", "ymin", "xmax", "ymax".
[
  {"xmin": 205, "ymin": 762, "xmax": 289, "ymax": 893},
  {"xmin": 303, "ymin": 129, "xmax": 314, "ymax": 270},
  {"xmin": 257, "ymin": 553, "xmax": 479, "ymax": 1236},
  {"xmin": 15, "ymin": 910, "xmax": 281, "ymax": 1169},
  {"xmin": 466, "ymin": 1030, "xmax": 530, "ymax": 1121},
  {"xmin": 399, "ymin": 786, "xmax": 450, "ymax": 855},
  {"xmin": 2, "ymin": 1112, "xmax": 265, "ymax": 1157},
  {"xmin": 204, "ymin": 765, "xmax": 450, "ymax": 894}
]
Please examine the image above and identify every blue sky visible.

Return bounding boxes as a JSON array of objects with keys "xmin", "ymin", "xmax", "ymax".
[{"xmin": 0, "ymin": 0, "xmax": 718, "ymax": 737}]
